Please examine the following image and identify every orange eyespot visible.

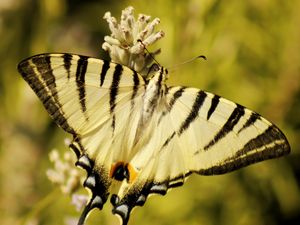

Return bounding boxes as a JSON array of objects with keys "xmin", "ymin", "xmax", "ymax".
[
  {"xmin": 110, "ymin": 161, "xmax": 125, "ymax": 178},
  {"xmin": 110, "ymin": 161, "xmax": 138, "ymax": 183},
  {"xmin": 126, "ymin": 163, "xmax": 138, "ymax": 183}
]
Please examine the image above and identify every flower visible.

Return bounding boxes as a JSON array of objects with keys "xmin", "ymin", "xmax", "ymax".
[
  {"xmin": 46, "ymin": 142, "xmax": 82, "ymax": 195},
  {"xmin": 102, "ymin": 6, "xmax": 164, "ymax": 76},
  {"xmin": 71, "ymin": 194, "xmax": 89, "ymax": 211}
]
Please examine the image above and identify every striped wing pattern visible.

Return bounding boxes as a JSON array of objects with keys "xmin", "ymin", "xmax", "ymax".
[
  {"xmin": 18, "ymin": 53, "xmax": 290, "ymax": 225},
  {"xmin": 158, "ymin": 87, "xmax": 289, "ymax": 178}
]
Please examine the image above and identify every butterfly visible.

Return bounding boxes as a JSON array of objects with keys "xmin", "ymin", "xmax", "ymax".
[{"xmin": 18, "ymin": 53, "xmax": 290, "ymax": 225}]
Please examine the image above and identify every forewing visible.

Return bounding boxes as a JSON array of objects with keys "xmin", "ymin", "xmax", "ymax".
[
  {"xmin": 18, "ymin": 53, "xmax": 145, "ymax": 137},
  {"xmin": 160, "ymin": 86, "xmax": 290, "ymax": 178}
]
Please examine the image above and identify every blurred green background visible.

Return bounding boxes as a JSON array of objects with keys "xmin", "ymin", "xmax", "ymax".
[{"xmin": 0, "ymin": 0, "xmax": 299, "ymax": 225}]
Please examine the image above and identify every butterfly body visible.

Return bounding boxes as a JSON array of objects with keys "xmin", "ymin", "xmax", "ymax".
[
  {"xmin": 18, "ymin": 53, "xmax": 290, "ymax": 225},
  {"xmin": 138, "ymin": 65, "xmax": 166, "ymax": 127}
]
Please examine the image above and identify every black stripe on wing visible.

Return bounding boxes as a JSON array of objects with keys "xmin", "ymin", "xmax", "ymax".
[
  {"xmin": 238, "ymin": 111, "xmax": 260, "ymax": 133},
  {"xmin": 161, "ymin": 131, "xmax": 176, "ymax": 149},
  {"xmin": 17, "ymin": 54, "xmax": 76, "ymax": 135},
  {"xmin": 130, "ymin": 70, "xmax": 140, "ymax": 110},
  {"xmin": 197, "ymin": 125, "xmax": 290, "ymax": 175},
  {"xmin": 207, "ymin": 95, "xmax": 220, "ymax": 120},
  {"xmin": 100, "ymin": 60, "xmax": 110, "ymax": 86},
  {"xmin": 178, "ymin": 90, "xmax": 207, "ymax": 135},
  {"xmin": 109, "ymin": 64, "xmax": 123, "ymax": 132},
  {"xmin": 63, "ymin": 53, "xmax": 73, "ymax": 80},
  {"xmin": 233, "ymin": 125, "xmax": 290, "ymax": 159},
  {"xmin": 76, "ymin": 55, "xmax": 88, "ymax": 114},
  {"xmin": 204, "ymin": 104, "xmax": 245, "ymax": 150},
  {"xmin": 32, "ymin": 55, "xmax": 57, "ymax": 101},
  {"xmin": 168, "ymin": 87, "xmax": 186, "ymax": 111}
]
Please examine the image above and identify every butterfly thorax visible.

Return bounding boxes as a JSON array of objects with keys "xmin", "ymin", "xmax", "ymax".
[{"xmin": 141, "ymin": 65, "xmax": 167, "ymax": 125}]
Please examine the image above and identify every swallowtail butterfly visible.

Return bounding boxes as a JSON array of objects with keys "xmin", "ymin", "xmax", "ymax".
[{"xmin": 18, "ymin": 53, "xmax": 290, "ymax": 225}]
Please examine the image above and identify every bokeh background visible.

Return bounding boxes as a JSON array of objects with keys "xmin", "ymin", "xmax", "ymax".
[{"xmin": 0, "ymin": 0, "xmax": 299, "ymax": 225}]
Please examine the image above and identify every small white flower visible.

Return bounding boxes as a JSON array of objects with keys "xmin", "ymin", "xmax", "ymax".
[
  {"xmin": 46, "ymin": 148, "xmax": 82, "ymax": 195},
  {"xmin": 102, "ymin": 6, "xmax": 164, "ymax": 76},
  {"xmin": 71, "ymin": 194, "xmax": 89, "ymax": 211}
]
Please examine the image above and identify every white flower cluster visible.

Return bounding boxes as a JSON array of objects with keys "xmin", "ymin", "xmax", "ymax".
[
  {"xmin": 46, "ymin": 146, "xmax": 82, "ymax": 195},
  {"xmin": 102, "ymin": 6, "xmax": 164, "ymax": 75},
  {"xmin": 46, "ymin": 140, "xmax": 89, "ymax": 212}
]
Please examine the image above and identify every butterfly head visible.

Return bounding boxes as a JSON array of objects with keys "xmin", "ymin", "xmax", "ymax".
[{"xmin": 147, "ymin": 63, "xmax": 169, "ymax": 82}]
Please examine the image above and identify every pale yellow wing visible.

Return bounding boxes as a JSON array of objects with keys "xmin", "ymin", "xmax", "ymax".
[
  {"xmin": 110, "ymin": 86, "xmax": 290, "ymax": 224},
  {"xmin": 18, "ymin": 53, "xmax": 147, "ymax": 224}
]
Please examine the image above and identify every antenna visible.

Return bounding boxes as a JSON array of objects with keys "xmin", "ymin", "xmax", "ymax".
[
  {"xmin": 138, "ymin": 39, "xmax": 207, "ymax": 73},
  {"xmin": 137, "ymin": 39, "xmax": 161, "ymax": 66},
  {"xmin": 167, "ymin": 55, "xmax": 207, "ymax": 72}
]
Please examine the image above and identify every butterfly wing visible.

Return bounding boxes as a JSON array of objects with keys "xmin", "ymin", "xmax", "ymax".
[
  {"xmin": 18, "ymin": 53, "xmax": 145, "ymax": 135},
  {"xmin": 110, "ymin": 86, "xmax": 290, "ymax": 224},
  {"xmin": 18, "ymin": 53, "xmax": 147, "ymax": 223},
  {"xmin": 161, "ymin": 86, "xmax": 290, "ymax": 176}
]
